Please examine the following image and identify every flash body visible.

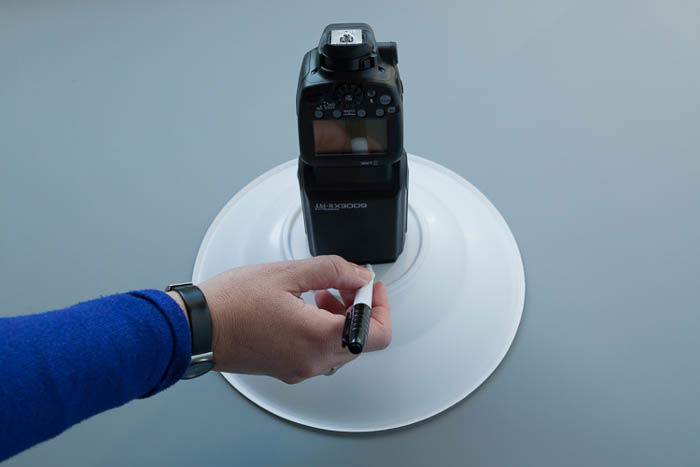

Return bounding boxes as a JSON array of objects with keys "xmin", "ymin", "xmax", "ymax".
[{"xmin": 297, "ymin": 23, "xmax": 408, "ymax": 264}]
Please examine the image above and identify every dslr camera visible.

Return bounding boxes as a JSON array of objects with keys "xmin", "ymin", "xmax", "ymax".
[{"xmin": 297, "ymin": 23, "xmax": 408, "ymax": 264}]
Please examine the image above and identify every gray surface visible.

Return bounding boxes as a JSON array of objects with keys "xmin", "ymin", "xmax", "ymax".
[{"xmin": 1, "ymin": 1, "xmax": 699, "ymax": 465}]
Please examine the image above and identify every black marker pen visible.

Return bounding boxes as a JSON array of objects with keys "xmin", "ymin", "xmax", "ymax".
[{"xmin": 342, "ymin": 265, "xmax": 374, "ymax": 354}]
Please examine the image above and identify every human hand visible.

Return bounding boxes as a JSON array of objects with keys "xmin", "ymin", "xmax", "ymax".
[{"xmin": 183, "ymin": 255, "xmax": 392, "ymax": 384}]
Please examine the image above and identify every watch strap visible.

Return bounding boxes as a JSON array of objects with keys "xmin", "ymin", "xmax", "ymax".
[{"xmin": 166, "ymin": 283, "xmax": 213, "ymax": 357}]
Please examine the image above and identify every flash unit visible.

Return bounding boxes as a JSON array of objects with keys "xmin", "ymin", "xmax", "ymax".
[{"xmin": 297, "ymin": 23, "xmax": 408, "ymax": 264}]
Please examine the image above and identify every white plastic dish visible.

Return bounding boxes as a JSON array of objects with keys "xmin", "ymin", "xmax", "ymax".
[{"xmin": 193, "ymin": 155, "xmax": 525, "ymax": 432}]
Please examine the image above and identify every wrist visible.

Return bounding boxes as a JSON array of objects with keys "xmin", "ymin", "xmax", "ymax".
[
  {"xmin": 165, "ymin": 283, "xmax": 215, "ymax": 379},
  {"xmin": 196, "ymin": 283, "xmax": 224, "ymax": 371}
]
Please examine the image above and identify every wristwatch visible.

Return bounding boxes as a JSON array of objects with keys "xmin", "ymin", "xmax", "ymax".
[{"xmin": 165, "ymin": 282, "xmax": 215, "ymax": 379}]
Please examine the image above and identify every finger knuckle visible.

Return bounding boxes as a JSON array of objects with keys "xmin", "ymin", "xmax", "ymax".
[
  {"xmin": 324, "ymin": 254, "xmax": 344, "ymax": 264},
  {"xmin": 281, "ymin": 375, "xmax": 303, "ymax": 385},
  {"xmin": 323, "ymin": 255, "xmax": 346, "ymax": 277},
  {"xmin": 308, "ymin": 327, "xmax": 329, "ymax": 353},
  {"xmin": 294, "ymin": 361, "xmax": 317, "ymax": 380}
]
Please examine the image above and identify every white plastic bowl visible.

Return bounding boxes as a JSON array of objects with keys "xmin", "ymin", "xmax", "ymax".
[{"xmin": 193, "ymin": 155, "xmax": 525, "ymax": 432}]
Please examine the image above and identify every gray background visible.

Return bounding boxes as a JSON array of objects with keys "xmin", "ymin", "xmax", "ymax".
[{"xmin": 1, "ymin": 0, "xmax": 698, "ymax": 465}]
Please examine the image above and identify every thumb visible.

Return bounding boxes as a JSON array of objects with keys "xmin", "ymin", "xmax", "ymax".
[{"xmin": 283, "ymin": 255, "xmax": 373, "ymax": 294}]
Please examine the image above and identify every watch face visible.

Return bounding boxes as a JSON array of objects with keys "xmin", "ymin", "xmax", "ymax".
[{"xmin": 183, "ymin": 360, "xmax": 215, "ymax": 379}]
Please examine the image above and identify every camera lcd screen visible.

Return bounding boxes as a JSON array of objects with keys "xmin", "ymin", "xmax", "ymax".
[{"xmin": 313, "ymin": 119, "xmax": 387, "ymax": 155}]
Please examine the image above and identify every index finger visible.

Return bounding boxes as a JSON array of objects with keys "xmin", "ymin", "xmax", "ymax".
[{"xmin": 283, "ymin": 255, "xmax": 372, "ymax": 294}]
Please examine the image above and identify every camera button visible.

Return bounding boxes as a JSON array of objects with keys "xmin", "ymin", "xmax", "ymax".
[
  {"xmin": 314, "ymin": 110, "xmax": 324, "ymax": 119},
  {"xmin": 366, "ymin": 89, "xmax": 376, "ymax": 98},
  {"xmin": 380, "ymin": 94, "xmax": 392, "ymax": 105},
  {"xmin": 357, "ymin": 109, "xmax": 367, "ymax": 118},
  {"xmin": 387, "ymin": 106, "xmax": 397, "ymax": 114},
  {"xmin": 375, "ymin": 108, "xmax": 385, "ymax": 117},
  {"xmin": 332, "ymin": 109, "xmax": 342, "ymax": 118}
]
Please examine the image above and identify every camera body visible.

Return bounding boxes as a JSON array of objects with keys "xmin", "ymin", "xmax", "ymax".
[{"xmin": 297, "ymin": 23, "xmax": 408, "ymax": 264}]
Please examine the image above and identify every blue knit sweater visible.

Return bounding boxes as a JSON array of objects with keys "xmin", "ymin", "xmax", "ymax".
[{"xmin": 0, "ymin": 290, "xmax": 191, "ymax": 461}]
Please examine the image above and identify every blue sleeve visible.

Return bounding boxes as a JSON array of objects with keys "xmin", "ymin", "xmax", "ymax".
[{"xmin": 0, "ymin": 290, "xmax": 191, "ymax": 461}]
